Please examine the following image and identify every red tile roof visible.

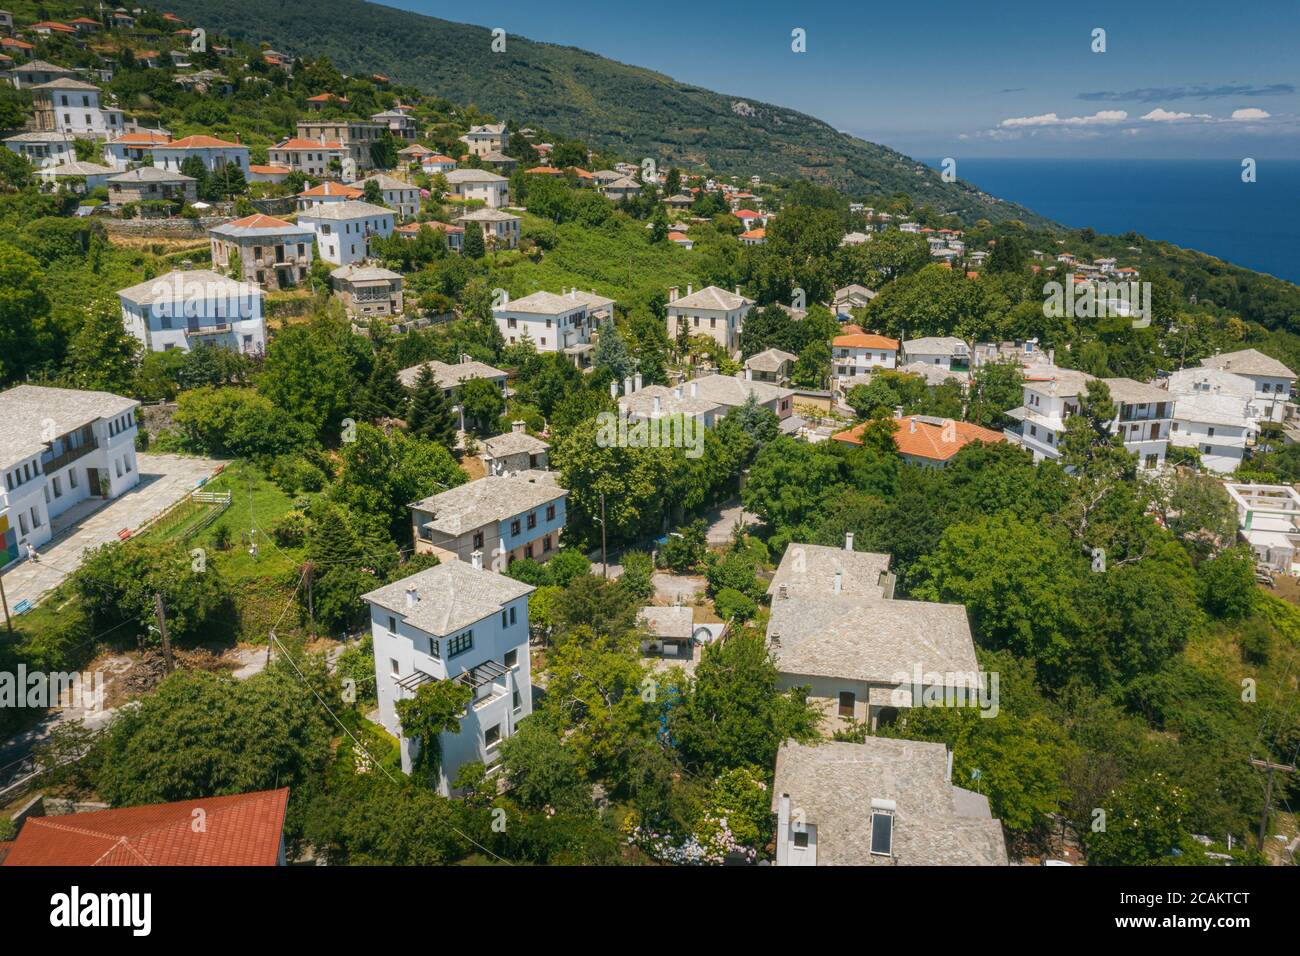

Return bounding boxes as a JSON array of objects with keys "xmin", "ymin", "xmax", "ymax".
[
  {"xmin": 2, "ymin": 38, "xmax": 35, "ymax": 50},
  {"xmin": 112, "ymin": 131, "xmax": 171, "ymax": 146},
  {"xmin": 274, "ymin": 137, "xmax": 345, "ymax": 151},
  {"xmin": 525, "ymin": 165, "xmax": 563, "ymax": 175},
  {"xmin": 248, "ymin": 164, "xmax": 291, "ymax": 175},
  {"xmin": 162, "ymin": 134, "xmax": 243, "ymax": 149},
  {"xmin": 306, "ymin": 92, "xmax": 347, "ymax": 103},
  {"xmin": 225, "ymin": 213, "xmax": 295, "ymax": 230},
  {"xmin": 739, "ymin": 228, "xmax": 765, "ymax": 240},
  {"xmin": 32, "ymin": 21, "xmax": 77, "ymax": 33},
  {"xmin": 833, "ymin": 332, "xmax": 899, "ymax": 350},
  {"xmin": 299, "ymin": 181, "xmax": 362, "ymax": 198},
  {"xmin": 2, "ymin": 789, "xmax": 288, "ymax": 866},
  {"xmin": 834, "ymin": 416, "xmax": 1005, "ymax": 463},
  {"xmin": 733, "ymin": 208, "xmax": 762, "ymax": 219}
]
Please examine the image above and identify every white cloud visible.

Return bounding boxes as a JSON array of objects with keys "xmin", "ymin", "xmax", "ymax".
[
  {"xmin": 1230, "ymin": 108, "xmax": 1271, "ymax": 121},
  {"xmin": 999, "ymin": 110, "xmax": 1128, "ymax": 128},
  {"xmin": 1139, "ymin": 108, "xmax": 1209, "ymax": 122}
]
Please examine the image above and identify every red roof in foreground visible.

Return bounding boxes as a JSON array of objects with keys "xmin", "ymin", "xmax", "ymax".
[
  {"xmin": 2, "ymin": 788, "xmax": 288, "ymax": 866},
  {"xmin": 834, "ymin": 416, "xmax": 1005, "ymax": 463}
]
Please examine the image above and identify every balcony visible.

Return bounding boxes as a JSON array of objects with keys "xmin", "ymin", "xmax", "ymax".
[
  {"xmin": 42, "ymin": 428, "xmax": 97, "ymax": 476},
  {"xmin": 455, "ymin": 659, "xmax": 508, "ymax": 708}
]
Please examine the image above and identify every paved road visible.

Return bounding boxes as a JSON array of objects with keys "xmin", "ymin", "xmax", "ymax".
[{"xmin": 2, "ymin": 453, "xmax": 226, "ymax": 610}]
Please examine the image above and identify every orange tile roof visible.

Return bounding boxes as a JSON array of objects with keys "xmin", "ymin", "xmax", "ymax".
[
  {"xmin": 112, "ymin": 131, "xmax": 171, "ymax": 145},
  {"xmin": 32, "ymin": 21, "xmax": 77, "ymax": 33},
  {"xmin": 2, "ymin": 38, "xmax": 35, "ymax": 50},
  {"xmin": 306, "ymin": 92, "xmax": 347, "ymax": 103},
  {"xmin": 668, "ymin": 231, "xmax": 690, "ymax": 241},
  {"xmin": 525, "ymin": 165, "xmax": 563, "ymax": 175},
  {"xmin": 225, "ymin": 213, "xmax": 295, "ymax": 229},
  {"xmin": 833, "ymin": 332, "xmax": 899, "ymax": 350},
  {"xmin": 298, "ymin": 181, "xmax": 362, "ymax": 198},
  {"xmin": 2, "ymin": 789, "xmax": 289, "ymax": 866},
  {"xmin": 248, "ymin": 164, "xmax": 291, "ymax": 175},
  {"xmin": 739, "ymin": 228, "xmax": 765, "ymax": 240},
  {"xmin": 70, "ymin": 17, "xmax": 101, "ymax": 25},
  {"xmin": 422, "ymin": 154, "xmax": 455, "ymax": 163},
  {"xmin": 275, "ymin": 137, "xmax": 345, "ymax": 150},
  {"xmin": 834, "ymin": 416, "xmax": 1005, "ymax": 462},
  {"xmin": 733, "ymin": 208, "xmax": 762, "ymax": 218},
  {"xmin": 569, "ymin": 167, "xmax": 593, "ymax": 179},
  {"xmin": 162, "ymin": 134, "xmax": 242, "ymax": 149}
]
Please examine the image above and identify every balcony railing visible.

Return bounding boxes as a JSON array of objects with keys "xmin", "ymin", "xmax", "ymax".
[{"xmin": 42, "ymin": 430, "xmax": 98, "ymax": 476}]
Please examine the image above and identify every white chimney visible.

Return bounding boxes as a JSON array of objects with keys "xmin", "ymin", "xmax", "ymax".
[
  {"xmin": 609, "ymin": 379, "xmax": 618, "ymax": 399},
  {"xmin": 690, "ymin": 381, "xmax": 698, "ymax": 397},
  {"xmin": 470, "ymin": 550, "xmax": 483, "ymax": 570},
  {"xmin": 844, "ymin": 532, "xmax": 854, "ymax": 552},
  {"xmin": 833, "ymin": 569, "xmax": 842, "ymax": 593},
  {"xmin": 778, "ymin": 584, "xmax": 788, "ymax": 600},
  {"xmin": 745, "ymin": 367, "xmax": 753, "ymax": 381},
  {"xmin": 404, "ymin": 587, "xmax": 418, "ymax": 609},
  {"xmin": 687, "ymin": 283, "xmax": 693, "ymax": 296},
  {"xmin": 910, "ymin": 419, "xmax": 917, "ymax": 433},
  {"xmin": 511, "ymin": 420, "xmax": 525, "ymax": 433},
  {"xmin": 624, "ymin": 376, "xmax": 634, "ymax": 396},
  {"xmin": 653, "ymin": 395, "xmax": 661, "ymax": 415},
  {"xmin": 893, "ymin": 406, "xmax": 904, "ymax": 420},
  {"xmin": 734, "ymin": 285, "xmax": 741, "ymax": 296},
  {"xmin": 675, "ymin": 385, "xmax": 684, "ymax": 399},
  {"xmin": 669, "ymin": 285, "xmax": 678, "ymax": 302},
  {"xmin": 634, "ymin": 372, "xmax": 642, "ymax": 391}
]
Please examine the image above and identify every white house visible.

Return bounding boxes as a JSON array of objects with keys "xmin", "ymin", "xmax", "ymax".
[
  {"xmin": 458, "ymin": 122, "xmax": 508, "ymax": 157},
  {"xmin": 298, "ymin": 201, "xmax": 395, "ymax": 266},
  {"xmin": 4, "ymin": 131, "xmax": 75, "ymax": 168},
  {"xmin": 29, "ymin": 78, "xmax": 124, "ymax": 137},
  {"xmin": 772, "ymin": 737, "xmax": 1008, "ymax": 866},
  {"xmin": 151, "ymin": 135, "xmax": 250, "ymax": 174},
  {"xmin": 117, "ymin": 269, "xmax": 265, "ymax": 355},
  {"xmin": 454, "ymin": 207, "xmax": 520, "ymax": 250},
  {"xmin": 902, "ymin": 336, "xmax": 969, "ymax": 372},
  {"xmin": 296, "ymin": 180, "xmax": 362, "ymax": 212},
  {"xmin": 617, "ymin": 380, "xmax": 725, "ymax": 429},
  {"xmin": 1170, "ymin": 392, "xmax": 1258, "ymax": 474},
  {"xmin": 832, "ymin": 330, "xmax": 900, "ymax": 397},
  {"xmin": 363, "ymin": 561, "xmax": 534, "ymax": 794},
  {"xmin": 1199, "ymin": 349, "xmax": 1296, "ymax": 422},
  {"xmin": 102, "ymin": 130, "xmax": 171, "ymax": 170},
  {"xmin": 410, "ymin": 473, "xmax": 568, "ymax": 567},
  {"xmin": 444, "ymin": 168, "xmax": 509, "ymax": 207},
  {"xmin": 494, "ymin": 290, "xmax": 594, "ymax": 359},
  {"xmin": 1, "ymin": 385, "xmax": 141, "ymax": 565},
  {"xmin": 37, "ymin": 160, "xmax": 114, "ymax": 192},
  {"xmin": 266, "ymin": 136, "xmax": 347, "ymax": 178},
  {"xmin": 665, "ymin": 284, "xmax": 754, "ymax": 354},
  {"xmin": 1005, "ymin": 368, "xmax": 1170, "ymax": 470},
  {"xmin": 352, "ymin": 173, "xmax": 420, "ymax": 220}
]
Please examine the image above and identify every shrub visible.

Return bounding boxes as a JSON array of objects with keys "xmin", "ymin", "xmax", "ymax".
[
  {"xmin": 269, "ymin": 511, "xmax": 308, "ymax": 549},
  {"xmin": 713, "ymin": 587, "xmax": 757, "ymax": 622}
]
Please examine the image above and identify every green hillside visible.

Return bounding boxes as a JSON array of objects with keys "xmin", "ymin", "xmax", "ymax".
[{"xmin": 162, "ymin": 0, "xmax": 1051, "ymax": 227}]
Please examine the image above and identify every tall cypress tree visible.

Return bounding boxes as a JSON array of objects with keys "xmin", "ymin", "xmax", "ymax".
[
  {"xmin": 405, "ymin": 363, "xmax": 458, "ymax": 447},
  {"xmin": 357, "ymin": 349, "xmax": 407, "ymax": 422},
  {"xmin": 462, "ymin": 221, "xmax": 485, "ymax": 259}
]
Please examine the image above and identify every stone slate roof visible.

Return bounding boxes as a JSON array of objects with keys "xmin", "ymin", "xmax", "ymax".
[
  {"xmin": 410, "ymin": 474, "xmax": 566, "ymax": 536},
  {"xmin": 767, "ymin": 543, "xmax": 891, "ymax": 600},
  {"xmin": 116, "ymin": 269, "xmax": 259, "ymax": 306},
  {"xmin": 668, "ymin": 285, "xmax": 752, "ymax": 312},
  {"xmin": 1201, "ymin": 348, "xmax": 1296, "ymax": 380},
  {"xmin": 745, "ymin": 347, "xmax": 798, "ymax": 372},
  {"xmin": 397, "ymin": 359, "xmax": 506, "ymax": 390},
  {"xmin": 481, "ymin": 430, "xmax": 549, "ymax": 459},
  {"xmin": 618, "ymin": 384, "xmax": 721, "ymax": 420},
  {"xmin": 1102, "ymin": 377, "xmax": 1170, "ymax": 405},
  {"xmin": 107, "ymin": 166, "xmax": 196, "ymax": 184},
  {"xmin": 497, "ymin": 290, "xmax": 587, "ymax": 315},
  {"xmin": 0, "ymin": 385, "xmax": 137, "ymax": 469},
  {"xmin": 298, "ymin": 200, "xmax": 393, "ymax": 221},
  {"xmin": 772, "ymin": 739, "xmax": 1008, "ymax": 866},
  {"xmin": 686, "ymin": 373, "xmax": 793, "ymax": 409},
  {"xmin": 362, "ymin": 560, "xmax": 534, "ymax": 637},
  {"xmin": 638, "ymin": 605, "xmax": 694, "ymax": 640}
]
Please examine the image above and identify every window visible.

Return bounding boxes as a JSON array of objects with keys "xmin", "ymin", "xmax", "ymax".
[
  {"xmin": 525, "ymin": 543, "xmax": 534, "ymax": 559},
  {"xmin": 472, "ymin": 531, "xmax": 484, "ymax": 549},
  {"xmin": 509, "ymin": 606, "xmax": 516, "ymax": 626},
  {"xmin": 543, "ymin": 536, "xmax": 553, "ymax": 553},
  {"xmin": 52, "ymin": 477, "xmax": 61, "ymax": 498},
  {"xmin": 510, "ymin": 519, "xmax": 521, "ymax": 536},
  {"xmin": 793, "ymin": 830, "xmax": 809, "ymax": 849},
  {"xmin": 527, "ymin": 512, "xmax": 537, "ymax": 530},
  {"xmin": 428, "ymin": 637, "xmax": 440, "ymax": 659},
  {"xmin": 512, "ymin": 689, "xmax": 522, "ymax": 712},
  {"xmin": 505, "ymin": 649, "xmax": 518, "ymax": 668},
  {"xmin": 388, "ymin": 615, "xmax": 397, "ymax": 634},
  {"xmin": 1208, "ymin": 427, "xmax": 1216, "ymax": 437},
  {"xmin": 484, "ymin": 724, "xmax": 501, "ymax": 749},
  {"xmin": 838, "ymin": 692, "xmax": 855, "ymax": 718},
  {"xmin": 447, "ymin": 630, "xmax": 473, "ymax": 658},
  {"xmin": 546, "ymin": 504, "xmax": 556, "ymax": 521},
  {"xmin": 868, "ymin": 811, "xmax": 895, "ymax": 856},
  {"xmin": 390, "ymin": 658, "xmax": 400, "ymax": 675},
  {"xmin": 502, "ymin": 610, "xmax": 508, "ymax": 628}
]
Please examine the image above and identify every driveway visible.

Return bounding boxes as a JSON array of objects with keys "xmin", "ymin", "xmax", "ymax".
[
  {"xmin": 704, "ymin": 499, "xmax": 758, "ymax": 546},
  {"xmin": 652, "ymin": 572, "xmax": 707, "ymax": 604},
  {"xmin": 2, "ymin": 453, "xmax": 227, "ymax": 610}
]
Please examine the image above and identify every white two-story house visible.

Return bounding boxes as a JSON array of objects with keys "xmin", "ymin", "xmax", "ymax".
[
  {"xmin": 444, "ymin": 168, "xmax": 510, "ymax": 207},
  {"xmin": 1, "ymin": 385, "xmax": 140, "ymax": 566},
  {"xmin": 665, "ymin": 285, "xmax": 754, "ymax": 354},
  {"xmin": 298, "ymin": 200, "xmax": 395, "ymax": 266},
  {"xmin": 832, "ymin": 329, "xmax": 900, "ymax": 397},
  {"xmin": 1199, "ymin": 349, "xmax": 1296, "ymax": 423},
  {"xmin": 118, "ymin": 269, "xmax": 266, "ymax": 355},
  {"xmin": 363, "ymin": 561, "xmax": 534, "ymax": 794},
  {"xmin": 411, "ymin": 473, "xmax": 568, "ymax": 567},
  {"xmin": 494, "ymin": 290, "xmax": 594, "ymax": 363}
]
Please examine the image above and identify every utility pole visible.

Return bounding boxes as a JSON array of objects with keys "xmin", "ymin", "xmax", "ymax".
[
  {"xmin": 1250, "ymin": 757, "xmax": 1296, "ymax": 851},
  {"xmin": 153, "ymin": 592, "xmax": 174, "ymax": 675},
  {"xmin": 0, "ymin": 565, "xmax": 12, "ymax": 637},
  {"xmin": 600, "ymin": 493, "xmax": 607, "ymax": 579},
  {"xmin": 304, "ymin": 561, "xmax": 316, "ymax": 640}
]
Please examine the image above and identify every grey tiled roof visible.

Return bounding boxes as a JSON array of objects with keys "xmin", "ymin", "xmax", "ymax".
[
  {"xmin": 686, "ymin": 374, "xmax": 793, "ymax": 409},
  {"xmin": 411, "ymin": 474, "xmax": 566, "ymax": 535},
  {"xmin": 362, "ymin": 560, "xmax": 534, "ymax": 637},
  {"xmin": 298, "ymin": 200, "xmax": 394, "ymax": 221},
  {"xmin": 397, "ymin": 359, "xmax": 506, "ymax": 390},
  {"xmin": 0, "ymin": 385, "xmax": 137, "ymax": 469},
  {"xmin": 766, "ymin": 592, "xmax": 978, "ymax": 685},
  {"xmin": 668, "ymin": 285, "xmax": 752, "ymax": 311},
  {"xmin": 1201, "ymin": 348, "xmax": 1296, "ymax": 380},
  {"xmin": 638, "ymin": 605, "xmax": 694, "ymax": 640},
  {"xmin": 745, "ymin": 348, "xmax": 797, "ymax": 372},
  {"xmin": 116, "ymin": 269, "xmax": 259, "ymax": 306},
  {"xmin": 481, "ymin": 430, "xmax": 549, "ymax": 459},
  {"xmin": 767, "ymin": 543, "xmax": 891, "ymax": 599},
  {"xmin": 618, "ymin": 384, "xmax": 721, "ymax": 420},
  {"xmin": 1102, "ymin": 377, "xmax": 1169, "ymax": 405},
  {"xmin": 773, "ymin": 738, "xmax": 1008, "ymax": 866},
  {"xmin": 444, "ymin": 168, "xmax": 508, "ymax": 184},
  {"xmin": 107, "ymin": 166, "xmax": 196, "ymax": 184},
  {"xmin": 496, "ymin": 290, "xmax": 587, "ymax": 315},
  {"xmin": 903, "ymin": 336, "xmax": 966, "ymax": 356}
]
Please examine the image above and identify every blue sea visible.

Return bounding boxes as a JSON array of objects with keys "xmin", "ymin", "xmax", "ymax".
[{"xmin": 923, "ymin": 158, "xmax": 1300, "ymax": 285}]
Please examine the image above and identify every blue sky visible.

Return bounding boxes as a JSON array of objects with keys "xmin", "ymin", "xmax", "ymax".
[{"xmin": 392, "ymin": 0, "xmax": 1299, "ymax": 159}]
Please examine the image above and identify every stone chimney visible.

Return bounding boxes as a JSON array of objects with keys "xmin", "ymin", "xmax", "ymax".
[
  {"xmin": 668, "ymin": 286, "xmax": 678, "ymax": 302},
  {"xmin": 893, "ymin": 406, "xmax": 904, "ymax": 419},
  {"xmin": 470, "ymin": 550, "xmax": 483, "ymax": 570},
  {"xmin": 511, "ymin": 420, "xmax": 525, "ymax": 433},
  {"xmin": 778, "ymin": 584, "xmax": 788, "ymax": 600},
  {"xmin": 404, "ymin": 587, "xmax": 418, "ymax": 609},
  {"xmin": 844, "ymin": 532, "xmax": 854, "ymax": 552},
  {"xmin": 686, "ymin": 283, "xmax": 693, "ymax": 297},
  {"xmin": 735, "ymin": 285, "xmax": 741, "ymax": 296},
  {"xmin": 833, "ymin": 569, "xmax": 843, "ymax": 593}
]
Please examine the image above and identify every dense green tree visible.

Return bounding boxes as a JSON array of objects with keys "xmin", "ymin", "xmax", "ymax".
[
  {"xmin": 395, "ymin": 679, "xmax": 474, "ymax": 788},
  {"xmin": 405, "ymin": 362, "xmax": 458, "ymax": 447}
]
